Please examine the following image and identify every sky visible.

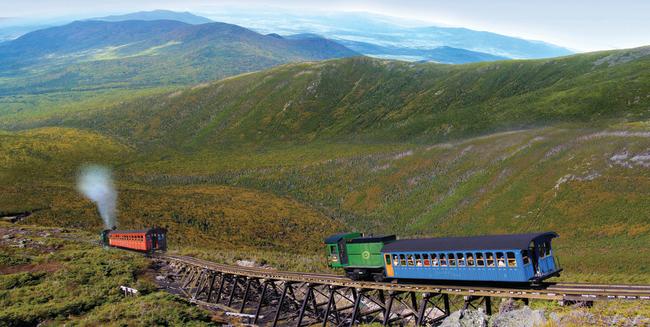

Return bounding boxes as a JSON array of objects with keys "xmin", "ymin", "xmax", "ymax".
[{"xmin": 0, "ymin": 0, "xmax": 648, "ymax": 51}]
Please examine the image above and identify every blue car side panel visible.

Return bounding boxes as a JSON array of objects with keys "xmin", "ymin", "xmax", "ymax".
[{"xmin": 384, "ymin": 249, "xmax": 537, "ymax": 282}]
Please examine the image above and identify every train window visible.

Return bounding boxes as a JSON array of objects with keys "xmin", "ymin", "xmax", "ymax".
[
  {"xmin": 385, "ymin": 254, "xmax": 391, "ymax": 265},
  {"xmin": 476, "ymin": 253, "xmax": 485, "ymax": 266},
  {"xmin": 486, "ymin": 253, "xmax": 495, "ymax": 267},
  {"xmin": 496, "ymin": 252, "xmax": 506, "ymax": 267},
  {"xmin": 423, "ymin": 254, "xmax": 431, "ymax": 267},
  {"xmin": 457, "ymin": 253, "xmax": 465, "ymax": 267},
  {"xmin": 431, "ymin": 254, "xmax": 438, "ymax": 267},
  {"xmin": 393, "ymin": 255, "xmax": 400, "ymax": 266},
  {"xmin": 507, "ymin": 252, "xmax": 517, "ymax": 267},
  {"xmin": 330, "ymin": 245, "xmax": 337, "ymax": 254},
  {"xmin": 539, "ymin": 243, "xmax": 546, "ymax": 258},
  {"xmin": 440, "ymin": 254, "xmax": 447, "ymax": 267},
  {"xmin": 544, "ymin": 242, "xmax": 551, "ymax": 256},
  {"xmin": 400, "ymin": 254, "xmax": 406, "ymax": 266},
  {"xmin": 407, "ymin": 255, "xmax": 414, "ymax": 266},
  {"xmin": 521, "ymin": 250, "xmax": 530, "ymax": 265},
  {"xmin": 448, "ymin": 253, "xmax": 456, "ymax": 267},
  {"xmin": 466, "ymin": 253, "xmax": 475, "ymax": 267},
  {"xmin": 415, "ymin": 254, "xmax": 422, "ymax": 267}
]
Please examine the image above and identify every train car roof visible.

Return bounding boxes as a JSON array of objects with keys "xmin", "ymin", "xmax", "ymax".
[
  {"xmin": 108, "ymin": 228, "xmax": 166, "ymax": 235},
  {"xmin": 382, "ymin": 232, "xmax": 558, "ymax": 252},
  {"xmin": 348, "ymin": 235, "xmax": 396, "ymax": 243},
  {"xmin": 324, "ymin": 232, "xmax": 362, "ymax": 243}
]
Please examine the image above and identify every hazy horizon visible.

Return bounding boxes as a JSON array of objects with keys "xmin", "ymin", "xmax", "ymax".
[{"xmin": 1, "ymin": 1, "xmax": 649, "ymax": 52}]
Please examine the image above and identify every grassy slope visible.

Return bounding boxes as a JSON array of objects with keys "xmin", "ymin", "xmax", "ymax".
[
  {"xmin": 0, "ymin": 223, "xmax": 214, "ymax": 326},
  {"xmin": 16, "ymin": 46, "xmax": 648, "ymax": 149},
  {"xmin": 2, "ymin": 47, "xmax": 650, "ymax": 283},
  {"xmin": 0, "ymin": 128, "xmax": 340, "ymax": 255},
  {"xmin": 127, "ymin": 124, "xmax": 650, "ymax": 283},
  {"xmin": 0, "ymin": 87, "xmax": 174, "ymax": 129}
]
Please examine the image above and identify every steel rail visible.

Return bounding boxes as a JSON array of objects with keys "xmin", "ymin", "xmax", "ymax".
[{"xmin": 159, "ymin": 254, "xmax": 650, "ymax": 301}]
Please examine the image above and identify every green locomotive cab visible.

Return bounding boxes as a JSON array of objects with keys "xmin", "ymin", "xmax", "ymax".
[{"xmin": 325, "ymin": 232, "xmax": 396, "ymax": 281}]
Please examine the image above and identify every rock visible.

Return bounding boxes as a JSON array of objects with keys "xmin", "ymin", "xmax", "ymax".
[
  {"xmin": 155, "ymin": 275, "xmax": 166, "ymax": 281},
  {"xmin": 41, "ymin": 232, "xmax": 51, "ymax": 238},
  {"xmin": 2, "ymin": 234, "xmax": 13, "ymax": 239},
  {"xmin": 490, "ymin": 306, "xmax": 546, "ymax": 327},
  {"xmin": 498, "ymin": 298, "xmax": 521, "ymax": 314},
  {"xmin": 440, "ymin": 309, "xmax": 489, "ymax": 327},
  {"xmin": 236, "ymin": 259, "xmax": 256, "ymax": 267}
]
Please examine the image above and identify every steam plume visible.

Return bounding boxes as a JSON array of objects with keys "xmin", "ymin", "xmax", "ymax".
[{"xmin": 77, "ymin": 165, "xmax": 117, "ymax": 229}]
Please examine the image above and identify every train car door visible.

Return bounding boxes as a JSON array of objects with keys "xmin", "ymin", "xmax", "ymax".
[
  {"xmin": 384, "ymin": 254, "xmax": 394, "ymax": 277},
  {"xmin": 530, "ymin": 242, "xmax": 540, "ymax": 276},
  {"xmin": 337, "ymin": 239, "xmax": 348, "ymax": 264}
]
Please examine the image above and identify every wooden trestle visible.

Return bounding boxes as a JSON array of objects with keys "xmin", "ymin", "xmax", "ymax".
[{"xmin": 163, "ymin": 257, "xmax": 494, "ymax": 326}]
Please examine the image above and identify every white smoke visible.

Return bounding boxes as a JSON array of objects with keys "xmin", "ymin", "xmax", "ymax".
[{"xmin": 77, "ymin": 165, "xmax": 117, "ymax": 229}]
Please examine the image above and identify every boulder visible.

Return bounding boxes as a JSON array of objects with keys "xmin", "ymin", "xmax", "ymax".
[
  {"xmin": 236, "ymin": 259, "xmax": 256, "ymax": 267},
  {"xmin": 440, "ymin": 309, "xmax": 489, "ymax": 327},
  {"xmin": 490, "ymin": 306, "xmax": 546, "ymax": 327},
  {"xmin": 498, "ymin": 298, "xmax": 522, "ymax": 314}
]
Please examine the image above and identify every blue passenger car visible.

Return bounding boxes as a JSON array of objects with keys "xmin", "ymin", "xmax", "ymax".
[{"xmin": 381, "ymin": 232, "xmax": 561, "ymax": 283}]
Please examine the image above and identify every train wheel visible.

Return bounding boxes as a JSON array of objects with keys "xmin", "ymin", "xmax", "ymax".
[{"xmin": 372, "ymin": 273, "xmax": 385, "ymax": 282}]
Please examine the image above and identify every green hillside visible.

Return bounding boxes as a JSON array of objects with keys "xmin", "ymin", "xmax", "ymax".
[
  {"xmin": 12, "ymin": 46, "xmax": 646, "ymax": 149},
  {"xmin": 2, "ymin": 47, "xmax": 650, "ymax": 283}
]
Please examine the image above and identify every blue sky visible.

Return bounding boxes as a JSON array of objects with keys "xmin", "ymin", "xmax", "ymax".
[{"xmin": 1, "ymin": 0, "xmax": 648, "ymax": 51}]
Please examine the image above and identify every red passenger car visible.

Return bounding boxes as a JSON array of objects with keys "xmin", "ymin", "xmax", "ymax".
[{"xmin": 101, "ymin": 227, "xmax": 167, "ymax": 253}]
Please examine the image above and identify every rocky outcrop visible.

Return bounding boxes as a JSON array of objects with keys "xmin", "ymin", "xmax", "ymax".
[
  {"xmin": 490, "ymin": 306, "xmax": 546, "ymax": 327},
  {"xmin": 439, "ymin": 309, "xmax": 489, "ymax": 327}
]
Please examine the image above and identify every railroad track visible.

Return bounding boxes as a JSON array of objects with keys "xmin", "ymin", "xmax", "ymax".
[{"xmin": 160, "ymin": 254, "xmax": 650, "ymax": 302}]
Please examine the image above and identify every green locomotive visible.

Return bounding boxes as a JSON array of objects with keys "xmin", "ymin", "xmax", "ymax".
[{"xmin": 324, "ymin": 232, "xmax": 396, "ymax": 281}]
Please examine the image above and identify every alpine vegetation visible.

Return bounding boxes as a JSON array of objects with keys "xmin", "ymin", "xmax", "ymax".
[{"xmin": 77, "ymin": 165, "xmax": 117, "ymax": 229}]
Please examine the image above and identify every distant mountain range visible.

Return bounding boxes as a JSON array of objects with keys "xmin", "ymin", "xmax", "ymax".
[
  {"xmin": 208, "ymin": 10, "xmax": 574, "ymax": 60},
  {"xmin": 93, "ymin": 9, "xmax": 213, "ymax": 25},
  {"xmin": 0, "ymin": 19, "xmax": 357, "ymax": 95},
  {"xmin": 334, "ymin": 39, "xmax": 507, "ymax": 63},
  {"xmin": 0, "ymin": 10, "xmax": 573, "ymax": 65}
]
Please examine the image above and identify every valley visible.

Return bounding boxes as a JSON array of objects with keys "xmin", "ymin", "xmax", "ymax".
[{"xmin": 1, "ymin": 3, "xmax": 649, "ymax": 325}]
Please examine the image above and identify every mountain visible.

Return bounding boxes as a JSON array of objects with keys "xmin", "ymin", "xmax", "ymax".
[
  {"xmin": 334, "ymin": 39, "xmax": 508, "ymax": 63},
  {"xmin": 207, "ymin": 11, "xmax": 573, "ymax": 59},
  {"xmin": 34, "ymin": 46, "xmax": 648, "ymax": 150},
  {"xmin": 407, "ymin": 26, "xmax": 572, "ymax": 59},
  {"xmin": 0, "ymin": 20, "xmax": 358, "ymax": 95},
  {"xmin": 94, "ymin": 9, "xmax": 213, "ymax": 25}
]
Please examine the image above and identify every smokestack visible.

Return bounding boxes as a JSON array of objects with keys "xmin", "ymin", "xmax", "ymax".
[{"xmin": 77, "ymin": 165, "xmax": 117, "ymax": 229}]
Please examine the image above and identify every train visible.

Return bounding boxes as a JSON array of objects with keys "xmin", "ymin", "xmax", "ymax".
[
  {"xmin": 325, "ymin": 232, "xmax": 562, "ymax": 284},
  {"xmin": 100, "ymin": 227, "xmax": 168, "ymax": 254},
  {"xmin": 98, "ymin": 226, "xmax": 561, "ymax": 284}
]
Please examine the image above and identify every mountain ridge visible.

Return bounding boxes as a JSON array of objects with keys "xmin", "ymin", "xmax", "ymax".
[
  {"xmin": 30, "ymin": 46, "xmax": 648, "ymax": 151},
  {"xmin": 0, "ymin": 19, "xmax": 358, "ymax": 95},
  {"xmin": 93, "ymin": 9, "xmax": 213, "ymax": 25}
]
